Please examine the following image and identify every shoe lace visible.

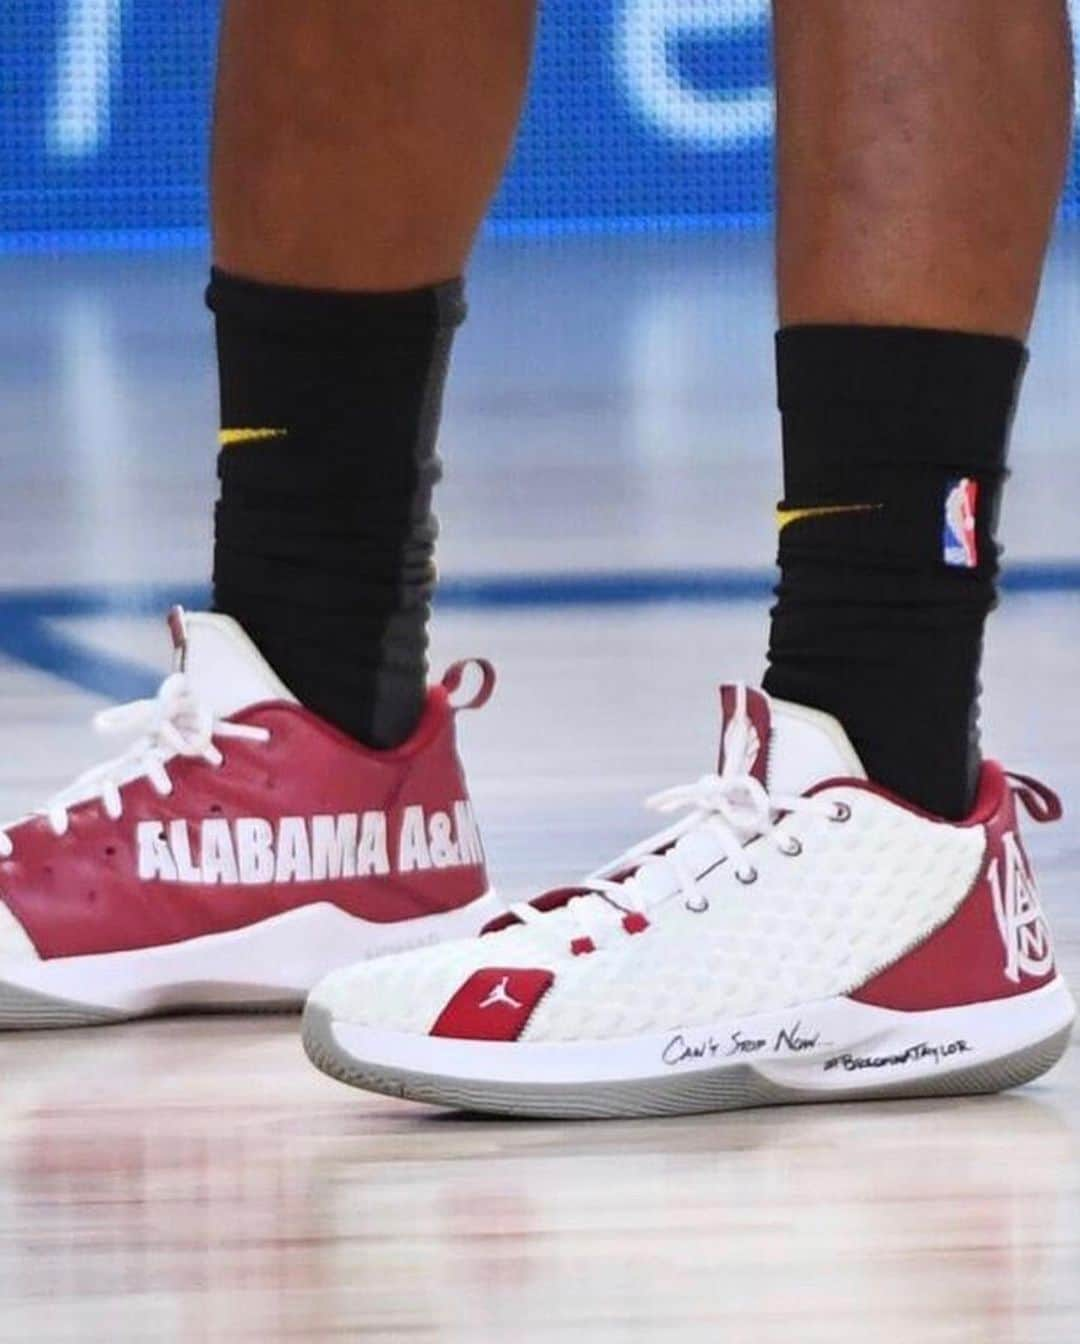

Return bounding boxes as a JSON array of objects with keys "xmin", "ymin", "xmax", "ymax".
[
  {"xmin": 511, "ymin": 686, "xmax": 843, "ymax": 950},
  {"xmin": 0, "ymin": 673, "xmax": 270, "ymax": 859}
]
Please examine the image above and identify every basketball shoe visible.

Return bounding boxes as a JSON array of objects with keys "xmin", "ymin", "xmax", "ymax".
[
  {"xmin": 303, "ymin": 684, "xmax": 1075, "ymax": 1118},
  {"xmin": 0, "ymin": 608, "xmax": 499, "ymax": 1028}
]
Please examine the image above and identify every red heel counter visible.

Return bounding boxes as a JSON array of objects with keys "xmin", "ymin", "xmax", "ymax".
[
  {"xmin": 401, "ymin": 689, "xmax": 490, "ymax": 912},
  {"xmin": 443, "ymin": 700, "xmax": 491, "ymax": 902},
  {"xmin": 852, "ymin": 764, "xmax": 1058, "ymax": 1012}
]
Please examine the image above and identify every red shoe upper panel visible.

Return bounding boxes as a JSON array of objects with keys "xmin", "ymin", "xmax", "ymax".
[{"xmin": 0, "ymin": 688, "xmax": 488, "ymax": 960}]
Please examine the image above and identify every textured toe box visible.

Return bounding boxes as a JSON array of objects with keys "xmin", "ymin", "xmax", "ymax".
[{"xmin": 309, "ymin": 926, "xmax": 553, "ymax": 1036}]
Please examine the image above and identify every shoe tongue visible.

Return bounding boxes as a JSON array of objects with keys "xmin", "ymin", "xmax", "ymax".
[
  {"xmin": 716, "ymin": 685, "xmax": 866, "ymax": 796},
  {"xmin": 167, "ymin": 607, "xmax": 296, "ymax": 718}
]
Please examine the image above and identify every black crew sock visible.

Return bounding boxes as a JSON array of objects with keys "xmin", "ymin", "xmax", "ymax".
[
  {"xmin": 763, "ymin": 325, "xmax": 1027, "ymax": 819},
  {"xmin": 207, "ymin": 269, "xmax": 466, "ymax": 749}
]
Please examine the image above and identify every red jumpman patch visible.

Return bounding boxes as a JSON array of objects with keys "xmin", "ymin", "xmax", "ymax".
[{"xmin": 430, "ymin": 968, "xmax": 554, "ymax": 1041}]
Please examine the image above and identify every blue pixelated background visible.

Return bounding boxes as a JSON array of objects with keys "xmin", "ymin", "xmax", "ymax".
[{"xmin": 2, "ymin": 1, "xmax": 1078, "ymax": 250}]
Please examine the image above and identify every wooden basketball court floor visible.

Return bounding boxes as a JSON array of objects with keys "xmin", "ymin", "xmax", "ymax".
[{"xmin": 0, "ymin": 233, "xmax": 1077, "ymax": 1342}]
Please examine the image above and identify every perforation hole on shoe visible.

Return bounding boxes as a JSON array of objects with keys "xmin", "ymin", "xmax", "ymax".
[
  {"xmin": 735, "ymin": 866, "xmax": 758, "ymax": 885},
  {"xmin": 778, "ymin": 835, "xmax": 803, "ymax": 857},
  {"xmin": 685, "ymin": 892, "xmax": 710, "ymax": 914},
  {"xmin": 622, "ymin": 912, "xmax": 649, "ymax": 935},
  {"xmin": 830, "ymin": 802, "xmax": 852, "ymax": 823}
]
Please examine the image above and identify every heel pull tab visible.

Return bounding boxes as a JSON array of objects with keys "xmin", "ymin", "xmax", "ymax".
[
  {"xmin": 441, "ymin": 659, "xmax": 496, "ymax": 712},
  {"xmin": 167, "ymin": 606, "xmax": 189, "ymax": 672},
  {"xmin": 1006, "ymin": 772, "xmax": 1063, "ymax": 824}
]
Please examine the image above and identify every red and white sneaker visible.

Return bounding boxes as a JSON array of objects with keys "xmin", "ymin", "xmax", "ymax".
[
  {"xmin": 304, "ymin": 685, "xmax": 1075, "ymax": 1118},
  {"xmin": 0, "ymin": 608, "xmax": 499, "ymax": 1028}
]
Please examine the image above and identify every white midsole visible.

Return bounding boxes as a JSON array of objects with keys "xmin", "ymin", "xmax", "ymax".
[
  {"xmin": 325, "ymin": 978, "xmax": 1076, "ymax": 1092},
  {"xmin": 0, "ymin": 892, "xmax": 502, "ymax": 1014}
]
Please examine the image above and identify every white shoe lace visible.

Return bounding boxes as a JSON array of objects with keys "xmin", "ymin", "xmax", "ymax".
[
  {"xmin": 0, "ymin": 673, "xmax": 270, "ymax": 859},
  {"xmin": 511, "ymin": 686, "xmax": 848, "ymax": 951}
]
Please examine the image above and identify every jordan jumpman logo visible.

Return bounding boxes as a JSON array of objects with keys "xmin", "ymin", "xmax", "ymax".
[{"xmin": 479, "ymin": 976, "xmax": 524, "ymax": 1010}]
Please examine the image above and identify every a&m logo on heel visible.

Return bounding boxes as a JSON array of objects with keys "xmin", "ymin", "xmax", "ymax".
[{"xmin": 989, "ymin": 831, "xmax": 1054, "ymax": 983}]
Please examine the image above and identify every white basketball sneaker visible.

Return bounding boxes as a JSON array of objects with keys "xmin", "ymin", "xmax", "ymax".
[{"xmin": 303, "ymin": 684, "xmax": 1075, "ymax": 1118}]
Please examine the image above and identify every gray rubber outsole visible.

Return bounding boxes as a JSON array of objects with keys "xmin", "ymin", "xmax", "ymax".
[
  {"xmin": 301, "ymin": 1003, "xmax": 1074, "ymax": 1119},
  {"xmin": 0, "ymin": 980, "xmax": 126, "ymax": 1030},
  {"xmin": 0, "ymin": 978, "xmax": 303, "ymax": 1031}
]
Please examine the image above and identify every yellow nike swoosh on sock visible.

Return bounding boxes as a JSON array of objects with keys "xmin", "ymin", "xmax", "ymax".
[
  {"xmin": 776, "ymin": 502, "xmax": 884, "ymax": 532},
  {"xmin": 218, "ymin": 427, "xmax": 289, "ymax": 448}
]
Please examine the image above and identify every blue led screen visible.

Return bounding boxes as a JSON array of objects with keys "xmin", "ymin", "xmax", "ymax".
[{"xmin": 3, "ymin": 2, "xmax": 1078, "ymax": 250}]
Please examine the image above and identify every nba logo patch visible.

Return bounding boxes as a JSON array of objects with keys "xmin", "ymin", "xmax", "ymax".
[{"xmin": 943, "ymin": 477, "xmax": 979, "ymax": 568}]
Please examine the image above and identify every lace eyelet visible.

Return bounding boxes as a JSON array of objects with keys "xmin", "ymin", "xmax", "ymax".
[
  {"xmin": 735, "ymin": 866, "xmax": 758, "ymax": 885},
  {"xmin": 779, "ymin": 836, "xmax": 803, "ymax": 858},
  {"xmin": 830, "ymin": 802, "xmax": 852, "ymax": 823},
  {"xmin": 685, "ymin": 893, "xmax": 710, "ymax": 914}
]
